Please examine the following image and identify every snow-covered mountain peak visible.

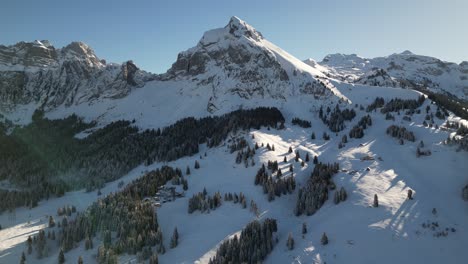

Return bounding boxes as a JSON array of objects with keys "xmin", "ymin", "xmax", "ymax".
[
  {"xmin": 32, "ymin": 39, "xmax": 53, "ymax": 49},
  {"xmin": 197, "ymin": 16, "xmax": 263, "ymax": 50},
  {"xmin": 162, "ymin": 16, "xmax": 343, "ymax": 113},
  {"xmin": 226, "ymin": 16, "xmax": 263, "ymax": 41},
  {"xmin": 321, "ymin": 53, "xmax": 369, "ymax": 68},
  {"xmin": 61, "ymin": 41, "xmax": 104, "ymax": 67},
  {"xmin": 399, "ymin": 50, "xmax": 414, "ymax": 55}
]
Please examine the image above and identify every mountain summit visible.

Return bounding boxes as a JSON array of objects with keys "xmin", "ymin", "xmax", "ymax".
[{"xmin": 163, "ymin": 16, "xmax": 342, "ymax": 113}]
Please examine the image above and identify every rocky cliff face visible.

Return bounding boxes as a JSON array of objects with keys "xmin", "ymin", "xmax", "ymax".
[{"xmin": 0, "ymin": 40, "xmax": 155, "ymax": 111}]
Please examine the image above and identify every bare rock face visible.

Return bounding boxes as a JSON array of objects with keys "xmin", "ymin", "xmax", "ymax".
[
  {"xmin": 0, "ymin": 41, "xmax": 156, "ymax": 110},
  {"xmin": 356, "ymin": 68, "xmax": 400, "ymax": 87},
  {"xmin": 0, "ymin": 40, "xmax": 58, "ymax": 67}
]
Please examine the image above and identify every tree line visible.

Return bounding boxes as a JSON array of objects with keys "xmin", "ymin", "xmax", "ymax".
[
  {"xmin": 0, "ymin": 107, "xmax": 285, "ymax": 212},
  {"xmin": 295, "ymin": 161, "xmax": 339, "ymax": 216},
  {"xmin": 208, "ymin": 218, "xmax": 278, "ymax": 264}
]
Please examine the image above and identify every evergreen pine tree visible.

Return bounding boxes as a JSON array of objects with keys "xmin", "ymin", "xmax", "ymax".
[
  {"xmin": 334, "ymin": 190, "xmax": 340, "ymax": 204},
  {"xmin": 302, "ymin": 223, "xmax": 307, "ymax": 234},
  {"xmin": 305, "ymin": 153, "xmax": 310, "ymax": 162},
  {"xmin": 407, "ymin": 189, "xmax": 413, "ymax": 200},
  {"xmin": 321, "ymin": 233, "xmax": 328, "ymax": 245},
  {"xmin": 286, "ymin": 233, "xmax": 295, "ymax": 250},
  {"xmin": 20, "ymin": 252, "xmax": 26, "ymax": 264},
  {"xmin": 311, "ymin": 132, "xmax": 316, "ymax": 140},
  {"xmin": 283, "ymin": 156, "xmax": 287, "ymax": 163},
  {"xmin": 194, "ymin": 160, "xmax": 200, "ymax": 169},
  {"xmin": 48, "ymin": 215, "xmax": 55, "ymax": 227},
  {"xmin": 339, "ymin": 187, "xmax": 347, "ymax": 202},
  {"xmin": 186, "ymin": 166, "xmax": 191, "ymax": 175},
  {"xmin": 170, "ymin": 227, "xmax": 179, "ymax": 248},
  {"xmin": 149, "ymin": 254, "xmax": 159, "ymax": 264},
  {"xmin": 313, "ymin": 156, "xmax": 318, "ymax": 164},
  {"xmin": 373, "ymin": 194, "xmax": 379, "ymax": 207},
  {"xmin": 27, "ymin": 236, "xmax": 32, "ymax": 255},
  {"xmin": 58, "ymin": 249, "xmax": 65, "ymax": 264},
  {"xmin": 288, "ymin": 147, "xmax": 293, "ymax": 153}
]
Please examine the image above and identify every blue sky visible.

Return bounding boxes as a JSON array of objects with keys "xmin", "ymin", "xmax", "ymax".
[{"xmin": 2, "ymin": 0, "xmax": 467, "ymax": 73}]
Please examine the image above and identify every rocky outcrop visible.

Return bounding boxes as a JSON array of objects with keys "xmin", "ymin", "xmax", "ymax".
[{"xmin": 0, "ymin": 40, "xmax": 156, "ymax": 110}]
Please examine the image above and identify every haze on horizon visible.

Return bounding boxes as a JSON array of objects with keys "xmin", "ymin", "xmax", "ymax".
[{"xmin": 1, "ymin": 0, "xmax": 467, "ymax": 73}]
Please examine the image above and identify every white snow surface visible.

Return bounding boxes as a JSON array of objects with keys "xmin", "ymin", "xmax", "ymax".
[{"xmin": 1, "ymin": 82, "xmax": 468, "ymax": 264}]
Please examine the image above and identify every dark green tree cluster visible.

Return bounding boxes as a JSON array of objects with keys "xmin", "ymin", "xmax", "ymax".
[
  {"xmin": 0, "ymin": 107, "xmax": 284, "ymax": 212},
  {"xmin": 385, "ymin": 112, "xmax": 395, "ymax": 121},
  {"xmin": 266, "ymin": 160, "xmax": 279, "ymax": 173},
  {"xmin": 366, "ymin": 97, "xmax": 385, "ymax": 112},
  {"xmin": 295, "ymin": 162, "xmax": 339, "ymax": 216},
  {"xmin": 235, "ymin": 146, "xmax": 256, "ymax": 167},
  {"xmin": 386, "ymin": 125, "xmax": 416, "ymax": 142},
  {"xmin": 333, "ymin": 187, "xmax": 347, "ymax": 204},
  {"xmin": 224, "ymin": 192, "xmax": 248, "ymax": 208},
  {"xmin": 229, "ymin": 138, "xmax": 248, "ymax": 153},
  {"xmin": 380, "ymin": 96, "xmax": 425, "ymax": 113},
  {"xmin": 319, "ymin": 104, "xmax": 356, "ymax": 132},
  {"xmin": 56, "ymin": 166, "xmax": 178, "ymax": 259},
  {"xmin": 427, "ymin": 91, "xmax": 468, "ymax": 120},
  {"xmin": 254, "ymin": 165, "xmax": 296, "ymax": 201},
  {"xmin": 349, "ymin": 115, "xmax": 372, "ymax": 139},
  {"xmin": 292, "ymin": 117, "xmax": 311, "ymax": 128},
  {"xmin": 208, "ymin": 218, "xmax": 278, "ymax": 264},
  {"xmin": 188, "ymin": 190, "xmax": 222, "ymax": 214},
  {"xmin": 56, "ymin": 205, "xmax": 76, "ymax": 217},
  {"xmin": 97, "ymin": 246, "xmax": 118, "ymax": 264}
]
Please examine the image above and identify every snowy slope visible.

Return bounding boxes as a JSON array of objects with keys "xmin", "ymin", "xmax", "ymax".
[{"xmin": 1, "ymin": 82, "xmax": 468, "ymax": 264}]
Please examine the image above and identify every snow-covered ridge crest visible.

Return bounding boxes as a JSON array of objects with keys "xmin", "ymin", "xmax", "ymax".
[
  {"xmin": 198, "ymin": 16, "xmax": 263, "ymax": 49},
  {"xmin": 319, "ymin": 51, "xmax": 468, "ymax": 99},
  {"xmin": 0, "ymin": 40, "xmax": 104, "ymax": 70}
]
